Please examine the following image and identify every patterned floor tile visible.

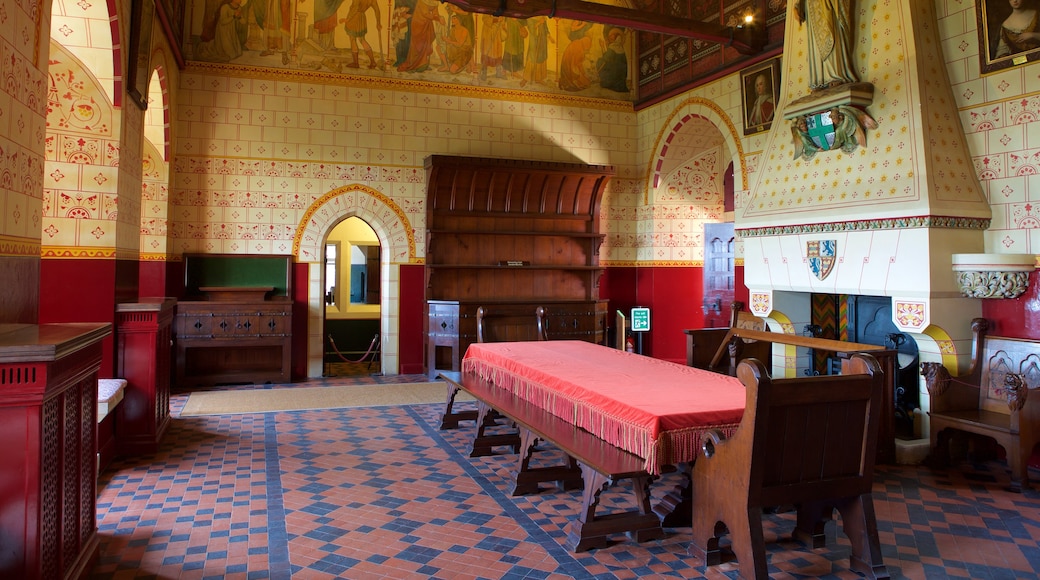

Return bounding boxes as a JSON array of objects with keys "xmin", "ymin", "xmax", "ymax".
[{"xmin": 93, "ymin": 379, "xmax": 1040, "ymax": 579}]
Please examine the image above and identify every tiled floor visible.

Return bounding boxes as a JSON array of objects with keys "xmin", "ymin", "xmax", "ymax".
[{"xmin": 93, "ymin": 376, "xmax": 1040, "ymax": 579}]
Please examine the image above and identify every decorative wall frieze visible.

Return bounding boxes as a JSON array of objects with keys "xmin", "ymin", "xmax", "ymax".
[{"xmin": 737, "ymin": 216, "xmax": 992, "ymax": 237}]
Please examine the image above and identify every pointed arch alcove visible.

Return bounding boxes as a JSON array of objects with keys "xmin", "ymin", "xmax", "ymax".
[{"xmin": 294, "ymin": 184, "xmax": 417, "ymax": 377}]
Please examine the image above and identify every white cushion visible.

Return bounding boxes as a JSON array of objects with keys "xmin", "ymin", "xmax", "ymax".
[{"xmin": 97, "ymin": 378, "xmax": 127, "ymax": 423}]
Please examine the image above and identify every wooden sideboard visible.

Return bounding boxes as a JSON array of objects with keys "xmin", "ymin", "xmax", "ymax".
[
  {"xmin": 424, "ymin": 155, "xmax": 614, "ymax": 377},
  {"xmin": 116, "ymin": 298, "xmax": 175, "ymax": 454},
  {"xmin": 0, "ymin": 323, "xmax": 111, "ymax": 580},
  {"xmin": 428, "ymin": 299, "xmax": 608, "ymax": 376},
  {"xmin": 174, "ymin": 289, "xmax": 292, "ymax": 386}
]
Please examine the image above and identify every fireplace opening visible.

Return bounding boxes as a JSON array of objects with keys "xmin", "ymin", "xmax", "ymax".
[{"xmin": 807, "ymin": 294, "xmax": 921, "ymax": 440}]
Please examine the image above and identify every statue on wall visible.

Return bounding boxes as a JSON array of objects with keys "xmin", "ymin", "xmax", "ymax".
[
  {"xmin": 795, "ymin": 0, "xmax": 858, "ymax": 91},
  {"xmin": 785, "ymin": 1, "xmax": 876, "ymax": 160}
]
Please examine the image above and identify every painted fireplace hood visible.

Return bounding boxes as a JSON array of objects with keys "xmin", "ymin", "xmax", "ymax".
[{"xmin": 735, "ymin": 2, "xmax": 1000, "ymax": 335}]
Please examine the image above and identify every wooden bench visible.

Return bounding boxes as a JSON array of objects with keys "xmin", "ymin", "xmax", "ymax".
[
  {"xmin": 97, "ymin": 378, "xmax": 127, "ymax": 473},
  {"xmin": 693, "ymin": 326, "xmax": 898, "ymax": 465},
  {"xmin": 439, "ymin": 370, "xmax": 664, "ymax": 552},
  {"xmin": 923, "ymin": 318, "xmax": 1040, "ymax": 492},
  {"xmin": 440, "ymin": 305, "xmax": 546, "ymax": 429},
  {"xmin": 690, "ymin": 355, "xmax": 889, "ymax": 579}
]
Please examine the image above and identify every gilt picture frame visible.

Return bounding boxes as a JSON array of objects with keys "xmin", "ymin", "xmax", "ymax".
[
  {"xmin": 126, "ymin": 0, "xmax": 155, "ymax": 110},
  {"xmin": 976, "ymin": 0, "xmax": 1040, "ymax": 74},
  {"xmin": 741, "ymin": 57, "xmax": 780, "ymax": 136}
]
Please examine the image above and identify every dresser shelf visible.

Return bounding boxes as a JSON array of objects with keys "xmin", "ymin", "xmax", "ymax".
[{"xmin": 424, "ymin": 155, "xmax": 614, "ymax": 377}]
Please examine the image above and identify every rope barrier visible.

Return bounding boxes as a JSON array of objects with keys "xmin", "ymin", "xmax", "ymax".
[{"xmin": 327, "ymin": 333, "xmax": 380, "ymax": 364}]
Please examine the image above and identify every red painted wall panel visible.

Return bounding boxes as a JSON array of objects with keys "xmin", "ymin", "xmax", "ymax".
[
  {"xmin": 599, "ymin": 264, "xmax": 749, "ymax": 364},
  {"xmin": 39, "ymin": 259, "xmax": 118, "ymax": 376},
  {"xmin": 138, "ymin": 261, "xmax": 168, "ymax": 299},
  {"xmin": 292, "ymin": 262, "xmax": 310, "ymax": 380},
  {"xmin": 399, "ymin": 264, "xmax": 426, "ymax": 375},
  {"xmin": 981, "ymin": 270, "xmax": 1040, "ymax": 340}
]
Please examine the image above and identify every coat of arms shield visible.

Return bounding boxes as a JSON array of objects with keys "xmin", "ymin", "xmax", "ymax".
[{"xmin": 807, "ymin": 240, "xmax": 837, "ymax": 280}]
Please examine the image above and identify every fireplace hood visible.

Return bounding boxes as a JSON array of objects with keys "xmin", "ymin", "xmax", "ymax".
[{"xmin": 735, "ymin": 2, "xmax": 1010, "ymax": 339}]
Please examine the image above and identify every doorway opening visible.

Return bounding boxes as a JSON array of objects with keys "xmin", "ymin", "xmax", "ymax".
[{"xmin": 323, "ymin": 216, "xmax": 382, "ymax": 377}]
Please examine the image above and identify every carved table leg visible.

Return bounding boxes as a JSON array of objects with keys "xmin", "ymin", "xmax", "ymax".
[
  {"xmin": 564, "ymin": 463, "xmax": 664, "ymax": 552},
  {"xmin": 653, "ymin": 463, "xmax": 692, "ymax": 528},
  {"xmin": 440, "ymin": 379, "xmax": 477, "ymax": 429},
  {"xmin": 511, "ymin": 426, "xmax": 582, "ymax": 496},
  {"xmin": 470, "ymin": 401, "xmax": 520, "ymax": 457}
]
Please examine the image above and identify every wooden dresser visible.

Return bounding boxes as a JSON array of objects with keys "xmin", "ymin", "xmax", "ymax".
[
  {"xmin": 174, "ymin": 287, "xmax": 292, "ymax": 386},
  {"xmin": 0, "ymin": 323, "xmax": 110, "ymax": 580},
  {"xmin": 424, "ymin": 156, "xmax": 613, "ymax": 377}
]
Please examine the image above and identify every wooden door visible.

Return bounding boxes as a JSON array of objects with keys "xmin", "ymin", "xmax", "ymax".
[{"xmin": 702, "ymin": 223, "xmax": 735, "ymax": 328}]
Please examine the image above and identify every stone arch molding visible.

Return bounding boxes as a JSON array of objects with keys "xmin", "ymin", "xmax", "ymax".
[
  {"xmin": 647, "ymin": 97, "xmax": 748, "ymax": 203},
  {"xmin": 294, "ymin": 184, "xmax": 416, "ymax": 264},
  {"xmin": 294, "ymin": 184, "xmax": 416, "ymax": 377}
]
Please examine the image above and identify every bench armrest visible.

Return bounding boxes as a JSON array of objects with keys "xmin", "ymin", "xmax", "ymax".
[
  {"xmin": 1013, "ymin": 382, "xmax": 1040, "ymax": 437},
  {"xmin": 922, "ymin": 362, "xmax": 984, "ymax": 413},
  {"xmin": 700, "ymin": 429, "xmax": 727, "ymax": 459}
]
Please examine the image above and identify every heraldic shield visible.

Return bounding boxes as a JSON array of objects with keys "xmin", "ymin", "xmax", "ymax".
[{"xmin": 807, "ymin": 240, "xmax": 837, "ymax": 280}]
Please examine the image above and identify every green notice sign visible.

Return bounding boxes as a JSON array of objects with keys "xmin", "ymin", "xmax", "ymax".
[{"xmin": 631, "ymin": 307, "xmax": 650, "ymax": 332}]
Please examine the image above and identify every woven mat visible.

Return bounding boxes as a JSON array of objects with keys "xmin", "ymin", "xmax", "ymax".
[{"xmin": 180, "ymin": 382, "xmax": 467, "ymax": 416}]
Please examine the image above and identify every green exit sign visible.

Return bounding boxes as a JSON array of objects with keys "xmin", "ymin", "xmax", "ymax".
[{"xmin": 631, "ymin": 307, "xmax": 650, "ymax": 332}]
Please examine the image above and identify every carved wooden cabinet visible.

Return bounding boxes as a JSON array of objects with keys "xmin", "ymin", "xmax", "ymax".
[
  {"xmin": 427, "ymin": 299, "xmax": 607, "ymax": 376},
  {"xmin": 0, "ymin": 323, "xmax": 111, "ymax": 580},
  {"xmin": 174, "ymin": 290, "xmax": 292, "ymax": 386},
  {"xmin": 116, "ymin": 298, "xmax": 175, "ymax": 454},
  {"xmin": 424, "ymin": 156, "xmax": 614, "ymax": 377}
]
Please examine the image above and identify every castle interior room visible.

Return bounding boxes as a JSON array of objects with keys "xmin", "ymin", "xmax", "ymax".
[{"xmin": 2, "ymin": 0, "xmax": 1040, "ymax": 578}]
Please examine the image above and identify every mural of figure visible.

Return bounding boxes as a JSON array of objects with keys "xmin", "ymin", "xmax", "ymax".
[
  {"xmin": 261, "ymin": 0, "xmax": 292, "ymax": 64},
  {"xmin": 314, "ymin": 0, "xmax": 347, "ymax": 50},
  {"xmin": 748, "ymin": 73, "xmax": 775, "ymax": 125},
  {"xmin": 397, "ymin": 0, "xmax": 443, "ymax": 72},
  {"xmin": 197, "ymin": 0, "xmax": 246, "ymax": 62},
  {"xmin": 995, "ymin": 0, "xmax": 1040, "ymax": 58},
  {"xmin": 341, "ymin": 0, "xmax": 383, "ymax": 69},
  {"xmin": 442, "ymin": 12, "xmax": 475, "ymax": 73},
  {"xmin": 597, "ymin": 26, "xmax": 628, "ymax": 92},
  {"xmin": 391, "ymin": 0, "xmax": 415, "ymax": 67},
  {"xmin": 502, "ymin": 19, "xmax": 526, "ymax": 79},
  {"xmin": 521, "ymin": 16, "xmax": 553, "ymax": 87},
  {"xmin": 559, "ymin": 21, "xmax": 593, "ymax": 91},
  {"xmin": 479, "ymin": 15, "xmax": 507, "ymax": 81},
  {"xmin": 795, "ymin": 0, "xmax": 857, "ymax": 91}
]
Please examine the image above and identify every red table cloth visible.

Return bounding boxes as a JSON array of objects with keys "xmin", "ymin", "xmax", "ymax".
[{"xmin": 461, "ymin": 340, "xmax": 746, "ymax": 474}]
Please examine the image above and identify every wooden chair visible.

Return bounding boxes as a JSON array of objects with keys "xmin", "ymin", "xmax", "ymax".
[
  {"xmin": 690, "ymin": 354, "xmax": 889, "ymax": 580},
  {"xmin": 685, "ymin": 302, "xmax": 771, "ymax": 375},
  {"xmin": 476, "ymin": 305, "xmax": 548, "ymax": 343},
  {"xmin": 923, "ymin": 318, "xmax": 1040, "ymax": 492}
]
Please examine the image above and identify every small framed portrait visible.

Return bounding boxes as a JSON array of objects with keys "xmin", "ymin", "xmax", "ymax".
[
  {"xmin": 126, "ymin": 0, "xmax": 155, "ymax": 110},
  {"xmin": 976, "ymin": 0, "xmax": 1040, "ymax": 74},
  {"xmin": 741, "ymin": 57, "xmax": 780, "ymax": 136}
]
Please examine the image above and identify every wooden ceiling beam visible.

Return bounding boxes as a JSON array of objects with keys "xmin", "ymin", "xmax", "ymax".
[{"xmin": 438, "ymin": 0, "xmax": 766, "ymax": 55}]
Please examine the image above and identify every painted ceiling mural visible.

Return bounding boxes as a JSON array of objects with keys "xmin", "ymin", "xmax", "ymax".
[{"xmin": 183, "ymin": 0, "xmax": 635, "ymax": 100}]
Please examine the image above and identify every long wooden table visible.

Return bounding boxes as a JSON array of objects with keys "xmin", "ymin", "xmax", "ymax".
[
  {"xmin": 461, "ymin": 340, "xmax": 747, "ymax": 473},
  {"xmin": 441, "ymin": 340, "xmax": 747, "ymax": 550}
]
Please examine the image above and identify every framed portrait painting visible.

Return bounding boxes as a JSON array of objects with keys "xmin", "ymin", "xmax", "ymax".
[
  {"xmin": 741, "ymin": 57, "xmax": 780, "ymax": 136},
  {"xmin": 976, "ymin": 0, "xmax": 1040, "ymax": 74},
  {"xmin": 126, "ymin": 0, "xmax": 155, "ymax": 110}
]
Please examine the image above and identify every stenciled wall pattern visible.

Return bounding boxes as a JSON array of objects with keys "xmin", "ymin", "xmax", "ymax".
[{"xmin": 183, "ymin": 0, "xmax": 635, "ymax": 101}]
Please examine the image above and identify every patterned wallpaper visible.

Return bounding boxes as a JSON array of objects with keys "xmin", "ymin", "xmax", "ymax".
[{"xmin": 0, "ymin": 0, "xmax": 50, "ymax": 256}]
